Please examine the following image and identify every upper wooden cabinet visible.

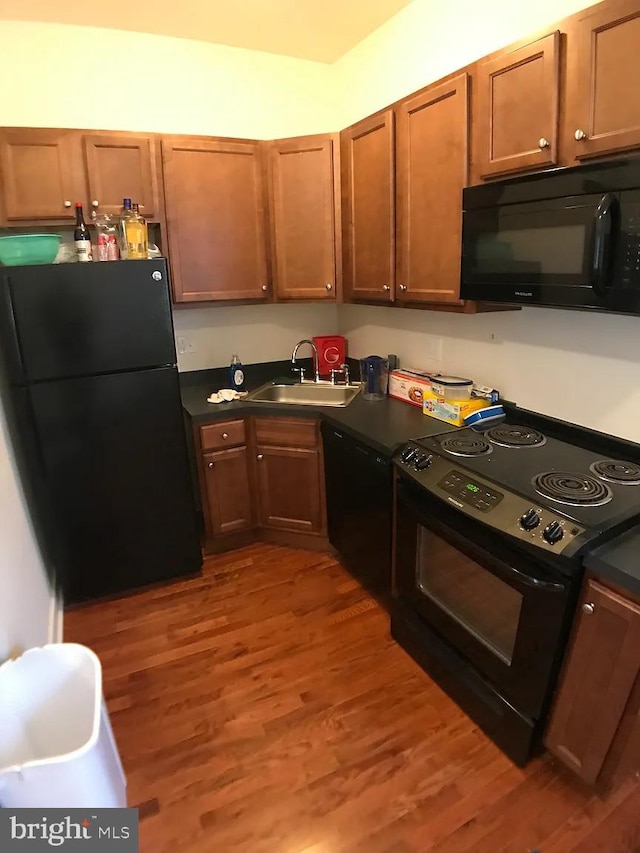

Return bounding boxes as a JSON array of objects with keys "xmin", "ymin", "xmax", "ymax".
[
  {"xmin": 162, "ymin": 136, "xmax": 269, "ymax": 303},
  {"xmin": 0, "ymin": 127, "xmax": 162, "ymax": 225},
  {"xmin": 83, "ymin": 134, "xmax": 161, "ymax": 220},
  {"xmin": 474, "ymin": 32, "xmax": 560, "ymax": 179},
  {"xmin": 545, "ymin": 578, "xmax": 640, "ymax": 787},
  {"xmin": 0, "ymin": 128, "xmax": 84, "ymax": 221},
  {"xmin": 341, "ymin": 111, "xmax": 395, "ymax": 304},
  {"xmin": 267, "ymin": 134, "xmax": 339, "ymax": 301},
  {"xmin": 396, "ymin": 74, "xmax": 469, "ymax": 305},
  {"xmin": 567, "ymin": 0, "xmax": 640, "ymax": 162}
]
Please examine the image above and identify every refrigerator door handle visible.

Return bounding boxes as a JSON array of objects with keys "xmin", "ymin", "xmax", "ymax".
[{"xmin": 0, "ymin": 273, "xmax": 26, "ymax": 384}]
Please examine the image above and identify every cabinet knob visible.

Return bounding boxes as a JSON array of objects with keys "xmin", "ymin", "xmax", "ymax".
[
  {"xmin": 382, "ymin": 284, "xmax": 390, "ymax": 292},
  {"xmin": 582, "ymin": 602, "xmax": 595, "ymax": 614},
  {"xmin": 399, "ymin": 284, "xmax": 407, "ymax": 292},
  {"xmin": 325, "ymin": 283, "xmax": 333, "ymax": 292},
  {"xmin": 208, "ymin": 461, "xmax": 214, "ymax": 469},
  {"xmin": 63, "ymin": 200, "xmax": 72, "ymax": 208},
  {"xmin": 257, "ymin": 453, "xmax": 264, "ymax": 461},
  {"xmin": 222, "ymin": 432, "xmax": 229, "ymax": 440},
  {"xmin": 261, "ymin": 284, "xmax": 268, "ymax": 292},
  {"xmin": 538, "ymin": 137, "xmax": 550, "ymax": 149},
  {"xmin": 91, "ymin": 200, "xmax": 99, "ymax": 208},
  {"xmin": 575, "ymin": 129, "xmax": 587, "ymax": 141}
]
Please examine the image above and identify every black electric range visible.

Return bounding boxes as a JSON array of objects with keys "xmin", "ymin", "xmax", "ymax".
[
  {"xmin": 391, "ymin": 420, "xmax": 640, "ymax": 765},
  {"xmin": 397, "ymin": 422, "xmax": 640, "ymax": 571}
]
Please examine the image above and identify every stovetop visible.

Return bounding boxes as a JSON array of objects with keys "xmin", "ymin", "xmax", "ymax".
[{"xmin": 396, "ymin": 422, "xmax": 640, "ymax": 560}]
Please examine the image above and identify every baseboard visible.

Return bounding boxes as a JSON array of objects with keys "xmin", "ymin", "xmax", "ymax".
[{"xmin": 48, "ymin": 584, "xmax": 64, "ymax": 644}]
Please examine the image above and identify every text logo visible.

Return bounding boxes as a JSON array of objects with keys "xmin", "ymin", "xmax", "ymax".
[{"xmin": 0, "ymin": 809, "xmax": 138, "ymax": 851}]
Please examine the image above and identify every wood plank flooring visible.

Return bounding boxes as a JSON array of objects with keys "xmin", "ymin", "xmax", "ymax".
[{"xmin": 64, "ymin": 543, "xmax": 640, "ymax": 852}]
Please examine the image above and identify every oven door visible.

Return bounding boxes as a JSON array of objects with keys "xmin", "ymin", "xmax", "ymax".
[
  {"xmin": 460, "ymin": 192, "xmax": 619, "ymax": 308},
  {"xmin": 394, "ymin": 477, "xmax": 573, "ymax": 718}
]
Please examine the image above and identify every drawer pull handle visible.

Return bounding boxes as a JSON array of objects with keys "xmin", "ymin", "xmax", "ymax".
[
  {"xmin": 222, "ymin": 432, "xmax": 229, "ymax": 440},
  {"xmin": 257, "ymin": 454, "xmax": 264, "ymax": 461},
  {"xmin": 582, "ymin": 602, "xmax": 595, "ymax": 614},
  {"xmin": 208, "ymin": 461, "xmax": 214, "ymax": 469}
]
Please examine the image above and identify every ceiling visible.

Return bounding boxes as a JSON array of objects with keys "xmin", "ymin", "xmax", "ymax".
[{"xmin": 0, "ymin": 0, "xmax": 414, "ymax": 63}]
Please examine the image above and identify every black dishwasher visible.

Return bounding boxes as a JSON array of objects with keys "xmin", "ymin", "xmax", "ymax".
[{"xmin": 322, "ymin": 423, "xmax": 393, "ymax": 606}]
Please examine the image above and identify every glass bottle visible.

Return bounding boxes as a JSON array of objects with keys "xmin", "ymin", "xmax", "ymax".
[
  {"xmin": 74, "ymin": 202, "xmax": 93, "ymax": 262},
  {"xmin": 124, "ymin": 202, "xmax": 148, "ymax": 260}
]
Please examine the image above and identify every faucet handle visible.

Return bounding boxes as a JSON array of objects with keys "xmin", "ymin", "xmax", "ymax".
[
  {"xmin": 330, "ymin": 363, "xmax": 350, "ymax": 385},
  {"xmin": 292, "ymin": 366, "xmax": 306, "ymax": 383}
]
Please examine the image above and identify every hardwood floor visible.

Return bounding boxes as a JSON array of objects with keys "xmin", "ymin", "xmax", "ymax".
[{"xmin": 64, "ymin": 544, "xmax": 640, "ymax": 852}]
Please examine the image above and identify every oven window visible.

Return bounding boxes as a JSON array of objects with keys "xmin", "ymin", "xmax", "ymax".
[{"xmin": 417, "ymin": 527, "xmax": 523, "ymax": 665}]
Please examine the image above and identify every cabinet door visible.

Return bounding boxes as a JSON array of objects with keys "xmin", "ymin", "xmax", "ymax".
[
  {"xmin": 203, "ymin": 447, "xmax": 253, "ymax": 536},
  {"xmin": 341, "ymin": 111, "xmax": 395, "ymax": 303},
  {"xmin": 268, "ymin": 134, "xmax": 338, "ymax": 301},
  {"xmin": 255, "ymin": 445, "xmax": 323, "ymax": 533},
  {"xmin": 545, "ymin": 579, "xmax": 640, "ymax": 785},
  {"xmin": 475, "ymin": 32, "xmax": 560, "ymax": 179},
  {"xmin": 83, "ymin": 134, "xmax": 161, "ymax": 219},
  {"xmin": 570, "ymin": 1, "xmax": 640, "ymax": 161},
  {"xmin": 396, "ymin": 74, "xmax": 468, "ymax": 305},
  {"xmin": 162, "ymin": 137, "xmax": 269, "ymax": 303},
  {"xmin": 0, "ymin": 128, "xmax": 84, "ymax": 221}
]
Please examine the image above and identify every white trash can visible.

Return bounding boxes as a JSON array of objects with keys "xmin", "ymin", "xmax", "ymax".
[{"xmin": 0, "ymin": 643, "xmax": 126, "ymax": 808}]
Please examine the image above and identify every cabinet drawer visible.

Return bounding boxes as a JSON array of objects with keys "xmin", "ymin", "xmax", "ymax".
[
  {"xmin": 200, "ymin": 419, "xmax": 245, "ymax": 450},
  {"xmin": 253, "ymin": 417, "xmax": 319, "ymax": 448}
]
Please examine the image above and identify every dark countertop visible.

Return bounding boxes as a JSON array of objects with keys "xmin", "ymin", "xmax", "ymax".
[
  {"xmin": 585, "ymin": 527, "xmax": 640, "ymax": 598},
  {"xmin": 180, "ymin": 365, "xmax": 457, "ymax": 456}
]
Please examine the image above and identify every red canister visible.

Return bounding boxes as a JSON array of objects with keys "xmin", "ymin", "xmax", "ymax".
[{"xmin": 313, "ymin": 335, "xmax": 347, "ymax": 378}]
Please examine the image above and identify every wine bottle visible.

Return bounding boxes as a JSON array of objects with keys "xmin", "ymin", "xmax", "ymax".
[{"xmin": 74, "ymin": 202, "xmax": 92, "ymax": 262}]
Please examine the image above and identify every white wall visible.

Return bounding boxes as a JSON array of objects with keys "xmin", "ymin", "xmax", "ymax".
[
  {"xmin": 0, "ymin": 407, "xmax": 56, "ymax": 662},
  {"xmin": 173, "ymin": 303, "xmax": 338, "ymax": 371},
  {"xmin": 0, "ymin": 21, "xmax": 334, "ymax": 138},
  {"xmin": 339, "ymin": 304, "xmax": 640, "ymax": 443}
]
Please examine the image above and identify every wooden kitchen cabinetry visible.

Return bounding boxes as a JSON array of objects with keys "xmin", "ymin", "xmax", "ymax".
[
  {"xmin": 83, "ymin": 133, "xmax": 162, "ymax": 220},
  {"xmin": 545, "ymin": 577, "xmax": 640, "ymax": 789},
  {"xmin": 474, "ymin": 32, "xmax": 560, "ymax": 179},
  {"xmin": 197, "ymin": 420, "xmax": 255, "ymax": 551},
  {"xmin": 267, "ymin": 134, "xmax": 340, "ymax": 301},
  {"xmin": 253, "ymin": 417, "xmax": 326, "ymax": 538},
  {"xmin": 0, "ymin": 128, "xmax": 85, "ymax": 222},
  {"xmin": 396, "ymin": 73, "xmax": 469, "ymax": 306},
  {"xmin": 341, "ymin": 111, "xmax": 395, "ymax": 304},
  {"xmin": 162, "ymin": 136, "xmax": 270, "ymax": 303},
  {"xmin": 0, "ymin": 127, "xmax": 162, "ymax": 224},
  {"xmin": 566, "ymin": 0, "xmax": 640, "ymax": 162}
]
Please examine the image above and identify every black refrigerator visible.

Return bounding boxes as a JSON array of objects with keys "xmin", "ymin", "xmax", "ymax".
[{"xmin": 0, "ymin": 259, "xmax": 202, "ymax": 604}]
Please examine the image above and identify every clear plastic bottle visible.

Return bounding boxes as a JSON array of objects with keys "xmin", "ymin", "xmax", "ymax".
[{"xmin": 229, "ymin": 354, "xmax": 245, "ymax": 391}]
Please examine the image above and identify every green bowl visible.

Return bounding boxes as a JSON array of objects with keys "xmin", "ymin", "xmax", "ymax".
[{"xmin": 0, "ymin": 234, "xmax": 62, "ymax": 266}]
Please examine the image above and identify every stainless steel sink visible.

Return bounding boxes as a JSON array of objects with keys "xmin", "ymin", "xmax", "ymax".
[{"xmin": 246, "ymin": 381, "xmax": 362, "ymax": 407}]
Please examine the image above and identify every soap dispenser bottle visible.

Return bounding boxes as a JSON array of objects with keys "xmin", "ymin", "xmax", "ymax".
[{"xmin": 229, "ymin": 354, "xmax": 245, "ymax": 391}]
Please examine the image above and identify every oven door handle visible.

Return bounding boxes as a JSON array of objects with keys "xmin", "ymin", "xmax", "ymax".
[{"xmin": 501, "ymin": 563, "xmax": 565, "ymax": 592}]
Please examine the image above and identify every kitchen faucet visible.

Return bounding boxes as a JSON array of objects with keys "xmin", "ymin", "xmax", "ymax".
[{"xmin": 291, "ymin": 339, "xmax": 320, "ymax": 383}]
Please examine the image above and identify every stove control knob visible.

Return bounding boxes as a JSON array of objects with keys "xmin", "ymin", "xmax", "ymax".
[
  {"xmin": 520, "ymin": 508, "xmax": 541, "ymax": 531},
  {"xmin": 400, "ymin": 445, "xmax": 415, "ymax": 462},
  {"xmin": 415, "ymin": 454, "xmax": 433, "ymax": 471},
  {"xmin": 543, "ymin": 520, "xmax": 564, "ymax": 545}
]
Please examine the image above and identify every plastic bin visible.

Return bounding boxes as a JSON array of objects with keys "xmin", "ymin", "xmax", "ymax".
[{"xmin": 0, "ymin": 643, "xmax": 126, "ymax": 808}]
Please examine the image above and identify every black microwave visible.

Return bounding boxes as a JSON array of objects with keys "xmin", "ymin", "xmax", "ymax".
[{"xmin": 460, "ymin": 157, "xmax": 640, "ymax": 315}]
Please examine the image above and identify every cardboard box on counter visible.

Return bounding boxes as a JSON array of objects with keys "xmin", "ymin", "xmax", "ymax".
[
  {"xmin": 388, "ymin": 369, "xmax": 432, "ymax": 408},
  {"xmin": 422, "ymin": 391, "xmax": 490, "ymax": 426}
]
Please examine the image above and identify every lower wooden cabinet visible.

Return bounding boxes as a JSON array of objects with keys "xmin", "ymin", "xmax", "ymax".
[
  {"xmin": 196, "ymin": 415, "xmax": 326, "ymax": 552},
  {"xmin": 545, "ymin": 577, "xmax": 640, "ymax": 789},
  {"xmin": 203, "ymin": 446, "xmax": 253, "ymax": 536}
]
